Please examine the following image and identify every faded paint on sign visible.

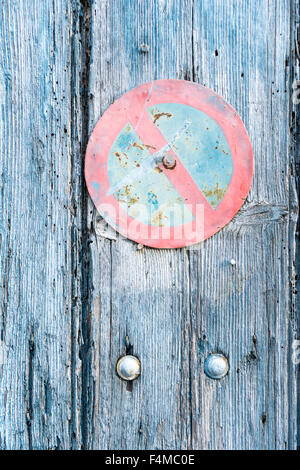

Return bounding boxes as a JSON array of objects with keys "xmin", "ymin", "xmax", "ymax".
[
  {"xmin": 85, "ymin": 79, "xmax": 253, "ymax": 248},
  {"xmin": 147, "ymin": 103, "xmax": 233, "ymax": 209}
]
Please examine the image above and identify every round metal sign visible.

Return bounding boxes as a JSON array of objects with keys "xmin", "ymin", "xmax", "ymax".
[{"xmin": 85, "ymin": 80, "xmax": 253, "ymax": 248}]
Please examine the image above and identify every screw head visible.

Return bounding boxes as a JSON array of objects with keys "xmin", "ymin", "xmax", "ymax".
[
  {"xmin": 162, "ymin": 154, "xmax": 176, "ymax": 169},
  {"xmin": 116, "ymin": 355, "xmax": 141, "ymax": 381},
  {"xmin": 204, "ymin": 353, "xmax": 229, "ymax": 379}
]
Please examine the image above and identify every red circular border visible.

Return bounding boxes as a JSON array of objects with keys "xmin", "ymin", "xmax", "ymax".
[{"xmin": 85, "ymin": 80, "xmax": 253, "ymax": 248}]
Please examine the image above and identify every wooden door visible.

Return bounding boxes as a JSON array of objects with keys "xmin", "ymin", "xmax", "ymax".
[{"xmin": 0, "ymin": 0, "xmax": 299, "ymax": 450}]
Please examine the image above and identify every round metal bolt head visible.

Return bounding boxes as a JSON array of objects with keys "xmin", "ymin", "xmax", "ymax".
[
  {"xmin": 204, "ymin": 353, "xmax": 229, "ymax": 379},
  {"xmin": 116, "ymin": 355, "xmax": 141, "ymax": 381},
  {"xmin": 162, "ymin": 154, "xmax": 176, "ymax": 169}
]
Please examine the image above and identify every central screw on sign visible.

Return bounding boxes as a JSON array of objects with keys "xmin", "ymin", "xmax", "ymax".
[
  {"xmin": 162, "ymin": 154, "xmax": 176, "ymax": 170},
  {"xmin": 85, "ymin": 80, "xmax": 253, "ymax": 249}
]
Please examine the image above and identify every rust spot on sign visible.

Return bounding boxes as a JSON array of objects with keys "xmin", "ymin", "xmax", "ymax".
[{"xmin": 115, "ymin": 151, "xmax": 128, "ymax": 167}]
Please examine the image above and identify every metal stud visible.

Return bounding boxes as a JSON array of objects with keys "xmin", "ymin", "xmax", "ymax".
[
  {"xmin": 116, "ymin": 355, "xmax": 141, "ymax": 381},
  {"xmin": 204, "ymin": 353, "xmax": 229, "ymax": 379}
]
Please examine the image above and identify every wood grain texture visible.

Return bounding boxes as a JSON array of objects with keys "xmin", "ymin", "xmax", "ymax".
[{"xmin": 0, "ymin": 0, "xmax": 298, "ymax": 450}]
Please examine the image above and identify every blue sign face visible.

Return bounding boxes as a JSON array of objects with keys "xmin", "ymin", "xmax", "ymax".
[{"xmin": 108, "ymin": 103, "xmax": 233, "ymax": 227}]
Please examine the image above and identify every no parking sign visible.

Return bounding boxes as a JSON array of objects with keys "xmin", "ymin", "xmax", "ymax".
[{"xmin": 85, "ymin": 80, "xmax": 253, "ymax": 248}]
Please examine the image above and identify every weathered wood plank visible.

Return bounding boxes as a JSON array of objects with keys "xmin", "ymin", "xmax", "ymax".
[
  {"xmin": 85, "ymin": 0, "xmax": 297, "ymax": 450},
  {"xmin": 0, "ymin": 0, "xmax": 83, "ymax": 449},
  {"xmin": 290, "ymin": 0, "xmax": 300, "ymax": 450}
]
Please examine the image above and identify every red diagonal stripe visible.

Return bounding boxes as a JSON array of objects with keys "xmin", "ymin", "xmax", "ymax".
[{"xmin": 132, "ymin": 109, "xmax": 216, "ymax": 219}]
